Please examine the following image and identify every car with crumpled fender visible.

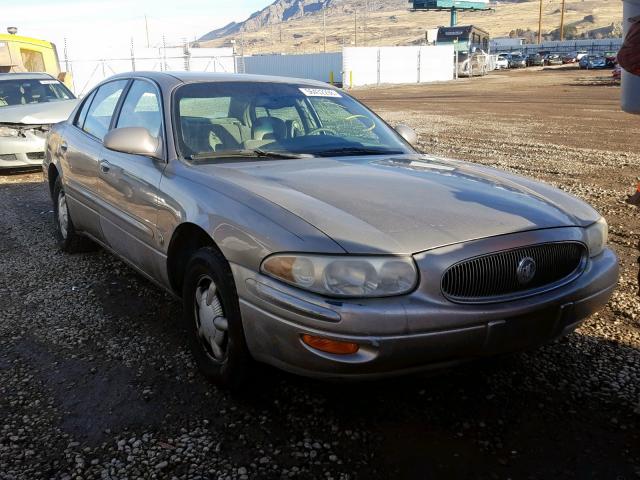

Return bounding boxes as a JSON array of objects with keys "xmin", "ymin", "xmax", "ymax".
[
  {"xmin": 0, "ymin": 73, "xmax": 77, "ymax": 171},
  {"xmin": 43, "ymin": 72, "xmax": 619, "ymax": 386}
]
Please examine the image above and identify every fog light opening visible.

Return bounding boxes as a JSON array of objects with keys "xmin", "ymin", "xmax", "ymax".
[{"xmin": 301, "ymin": 334, "xmax": 359, "ymax": 355}]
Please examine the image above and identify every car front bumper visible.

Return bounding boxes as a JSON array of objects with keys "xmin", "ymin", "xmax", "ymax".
[
  {"xmin": 0, "ymin": 135, "xmax": 46, "ymax": 170},
  {"xmin": 233, "ymin": 242, "xmax": 618, "ymax": 380}
]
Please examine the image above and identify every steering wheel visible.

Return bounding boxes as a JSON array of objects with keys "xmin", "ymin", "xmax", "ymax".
[
  {"xmin": 344, "ymin": 114, "xmax": 376, "ymax": 132},
  {"xmin": 307, "ymin": 127, "xmax": 337, "ymax": 136}
]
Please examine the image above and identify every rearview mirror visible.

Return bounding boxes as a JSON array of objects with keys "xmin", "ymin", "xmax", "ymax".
[
  {"xmin": 395, "ymin": 124, "xmax": 418, "ymax": 146},
  {"xmin": 104, "ymin": 127, "xmax": 162, "ymax": 159}
]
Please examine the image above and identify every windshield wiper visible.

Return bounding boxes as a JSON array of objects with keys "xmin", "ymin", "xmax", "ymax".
[
  {"xmin": 189, "ymin": 149, "xmax": 311, "ymax": 162},
  {"xmin": 313, "ymin": 147, "xmax": 406, "ymax": 157}
]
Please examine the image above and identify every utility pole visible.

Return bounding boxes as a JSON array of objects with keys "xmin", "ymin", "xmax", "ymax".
[
  {"xmin": 63, "ymin": 37, "xmax": 69, "ymax": 72},
  {"xmin": 354, "ymin": 10, "xmax": 358, "ymax": 47},
  {"xmin": 559, "ymin": 0, "xmax": 566, "ymax": 40},
  {"xmin": 363, "ymin": 0, "xmax": 368, "ymax": 46},
  {"xmin": 323, "ymin": 9, "xmax": 327, "ymax": 52},
  {"xmin": 537, "ymin": 0, "xmax": 543, "ymax": 44},
  {"xmin": 145, "ymin": 15, "xmax": 150, "ymax": 48}
]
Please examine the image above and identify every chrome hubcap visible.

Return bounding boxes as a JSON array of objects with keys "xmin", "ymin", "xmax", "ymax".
[
  {"xmin": 194, "ymin": 276, "xmax": 229, "ymax": 362},
  {"xmin": 57, "ymin": 191, "xmax": 69, "ymax": 239}
]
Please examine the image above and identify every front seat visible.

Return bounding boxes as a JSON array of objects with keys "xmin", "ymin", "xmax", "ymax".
[{"xmin": 252, "ymin": 117, "xmax": 287, "ymax": 141}]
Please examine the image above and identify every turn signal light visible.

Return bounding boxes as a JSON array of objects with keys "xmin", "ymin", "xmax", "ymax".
[{"xmin": 301, "ymin": 334, "xmax": 359, "ymax": 355}]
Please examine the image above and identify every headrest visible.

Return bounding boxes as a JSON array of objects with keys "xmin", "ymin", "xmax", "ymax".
[{"xmin": 252, "ymin": 116, "xmax": 286, "ymax": 141}]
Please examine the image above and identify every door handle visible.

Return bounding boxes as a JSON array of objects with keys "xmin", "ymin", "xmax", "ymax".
[{"xmin": 99, "ymin": 160, "xmax": 111, "ymax": 174}]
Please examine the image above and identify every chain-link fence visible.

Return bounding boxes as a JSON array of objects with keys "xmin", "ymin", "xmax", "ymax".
[{"xmin": 65, "ymin": 43, "xmax": 236, "ymax": 96}]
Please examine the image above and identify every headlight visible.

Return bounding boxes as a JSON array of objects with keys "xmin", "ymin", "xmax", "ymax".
[
  {"xmin": 585, "ymin": 217, "xmax": 608, "ymax": 257},
  {"xmin": 261, "ymin": 254, "xmax": 418, "ymax": 298},
  {"xmin": 0, "ymin": 126, "xmax": 20, "ymax": 138}
]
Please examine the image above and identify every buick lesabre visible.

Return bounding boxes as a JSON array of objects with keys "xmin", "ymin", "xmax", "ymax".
[{"xmin": 43, "ymin": 72, "xmax": 618, "ymax": 386}]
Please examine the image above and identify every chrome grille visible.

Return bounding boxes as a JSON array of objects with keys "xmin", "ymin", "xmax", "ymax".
[{"xmin": 441, "ymin": 242, "xmax": 587, "ymax": 303}]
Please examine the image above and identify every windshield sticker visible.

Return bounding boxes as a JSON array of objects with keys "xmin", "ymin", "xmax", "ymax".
[
  {"xmin": 39, "ymin": 80, "xmax": 59, "ymax": 85},
  {"xmin": 299, "ymin": 88, "xmax": 342, "ymax": 98}
]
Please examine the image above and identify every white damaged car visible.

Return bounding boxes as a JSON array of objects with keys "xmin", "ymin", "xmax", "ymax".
[{"xmin": 0, "ymin": 73, "xmax": 77, "ymax": 171}]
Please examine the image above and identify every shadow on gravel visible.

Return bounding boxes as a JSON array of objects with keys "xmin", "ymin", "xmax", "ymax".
[
  {"xmin": 8, "ymin": 336, "xmax": 172, "ymax": 444},
  {"xmin": 229, "ymin": 332, "xmax": 640, "ymax": 479},
  {"xmin": 565, "ymin": 75, "xmax": 619, "ymax": 87}
]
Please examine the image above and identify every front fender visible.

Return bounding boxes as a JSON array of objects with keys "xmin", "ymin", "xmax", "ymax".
[{"xmin": 158, "ymin": 160, "xmax": 345, "ymax": 273}]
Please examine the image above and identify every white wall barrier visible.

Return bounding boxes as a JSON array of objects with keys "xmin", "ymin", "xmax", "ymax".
[
  {"xmin": 343, "ymin": 45, "xmax": 454, "ymax": 88},
  {"xmin": 241, "ymin": 53, "xmax": 343, "ymax": 84}
]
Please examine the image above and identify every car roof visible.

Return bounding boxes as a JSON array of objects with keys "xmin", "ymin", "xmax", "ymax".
[
  {"xmin": 107, "ymin": 71, "xmax": 333, "ymax": 88},
  {"xmin": 0, "ymin": 72, "xmax": 56, "ymax": 81}
]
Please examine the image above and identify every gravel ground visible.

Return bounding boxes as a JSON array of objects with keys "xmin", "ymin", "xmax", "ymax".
[{"xmin": 1, "ymin": 68, "xmax": 639, "ymax": 479}]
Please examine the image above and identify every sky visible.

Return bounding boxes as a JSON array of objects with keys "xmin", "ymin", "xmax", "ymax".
[{"xmin": 3, "ymin": 0, "xmax": 272, "ymax": 59}]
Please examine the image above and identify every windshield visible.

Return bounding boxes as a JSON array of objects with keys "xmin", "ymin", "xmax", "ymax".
[
  {"xmin": 174, "ymin": 81, "xmax": 413, "ymax": 160},
  {"xmin": 0, "ymin": 78, "xmax": 75, "ymax": 107}
]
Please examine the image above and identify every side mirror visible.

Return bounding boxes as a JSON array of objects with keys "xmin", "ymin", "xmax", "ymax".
[
  {"xmin": 395, "ymin": 124, "xmax": 418, "ymax": 146},
  {"xmin": 104, "ymin": 127, "xmax": 162, "ymax": 159}
]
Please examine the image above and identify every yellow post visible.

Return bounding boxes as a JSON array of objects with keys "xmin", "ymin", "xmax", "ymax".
[
  {"xmin": 329, "ymin": 71, "xmax": 334, "ymax": 85},
  {"xmin": 350, "ymin": 70, "xmax": 353, "ymax": 89}
]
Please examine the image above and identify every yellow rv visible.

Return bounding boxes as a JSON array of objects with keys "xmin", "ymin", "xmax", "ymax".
[{"xmin": 0, "ymin": 29, "xmax": 73, "ymax": 90}]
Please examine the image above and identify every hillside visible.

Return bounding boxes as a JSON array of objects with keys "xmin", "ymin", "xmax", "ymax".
[{"xmin": 199, "ymin": 0, "xmax": 623, "ymax": 54}]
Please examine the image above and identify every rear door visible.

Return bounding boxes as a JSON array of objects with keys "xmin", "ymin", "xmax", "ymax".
[
  {"xmin": 96, "ymin": 78, "xmax": 167, "ymax": 281},
  {"xmin": 60, "ymin": 79, "xmax": 128, "ymax": 241}
]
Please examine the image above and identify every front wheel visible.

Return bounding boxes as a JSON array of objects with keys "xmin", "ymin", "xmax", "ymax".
[{"xmin": 182, "ymin": 247, "xmax": 252, "ymax": 388}]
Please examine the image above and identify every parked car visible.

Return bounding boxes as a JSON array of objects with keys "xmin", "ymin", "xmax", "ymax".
[
  {"xmin": 456, "ymin": 51, "xmax": 489, "ymax": 77},
  {"xmin": 613, "ymin": 64, "xmax": 622, "ymax": 80},
  {"xmin": 526, "ymin": 53, "xmax": 544, "ymax": 67},
  {"xmin": 0, "ymin": 73, "xmax": 77, "ymax": 171},
  {"xmin": 544, "ymin": 54, "xmax": 563, "ymax": 66},
  {"xmin": 575, "ymin": 50, "xmax": 589, "ymax": 61},
  {"xmin": 604, "ymin": 51, "xmax": 618, "ymax": 68},
  {"xmin": 496, "ymin": 54, "xmax": 510, "ymax": 69},
  {"xmin": 508, "ymin": 54, "xmax": 527, "ymax": 68},
  {"xmin": 562, "ymin": 52, "xmax": 578, "ymax": 64},
  {"xmin": 537, "ymin": 50, "xmax": 552, "ymax": 58},
  {"xmin": 43, "ymin": 72, "xmax": 619, "ymax": 386},
  {"xmin": 581, "ymin": 55, "xmax": 607, "ymax": 69}
]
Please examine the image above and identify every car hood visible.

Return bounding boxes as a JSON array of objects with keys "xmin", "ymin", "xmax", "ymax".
[
  {"xmin": 0, "ymin": 100, "xmax": 78, "ymax": 125},
  {"xmin": 199, "ymin": 154, "xmax": 600, "ymax": 254}
]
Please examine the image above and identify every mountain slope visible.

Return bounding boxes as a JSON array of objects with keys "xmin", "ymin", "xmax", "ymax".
[
  {"xmin": 199, "ymin": 0, "xmax": 406, "ymax": 42},
  {"xmin": 199, "ymin": 0, "xmax": 623, "ymax": 54}
]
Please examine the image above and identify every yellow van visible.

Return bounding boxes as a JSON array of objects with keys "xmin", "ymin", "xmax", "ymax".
[{"xmin": 0, "ymin": 31, "xmax": 73, "ymax": 90}]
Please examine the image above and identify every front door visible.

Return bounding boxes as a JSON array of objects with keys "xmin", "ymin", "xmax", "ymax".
[{"xmin": 96, "ymin": 79, "xmax": 166, "ymax": 281}]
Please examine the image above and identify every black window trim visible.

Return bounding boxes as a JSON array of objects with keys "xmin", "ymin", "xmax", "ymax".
[{"xmin": 73, "ymin": 89, "xmax": 96, "ymax": 130}]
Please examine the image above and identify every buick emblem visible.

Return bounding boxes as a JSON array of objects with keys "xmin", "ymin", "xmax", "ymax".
[{"xmin": 516, "ymin": 257, "xmax": 537, "ymax": 285}]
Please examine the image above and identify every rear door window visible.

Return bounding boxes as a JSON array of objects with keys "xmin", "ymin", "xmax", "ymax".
[{"xmin": 82, "ymin": 80, "xmax": 128, "ymax": 141}]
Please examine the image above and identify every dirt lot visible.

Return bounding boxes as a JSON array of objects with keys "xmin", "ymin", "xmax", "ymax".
[{"xmin": 1, "ymin": 68, "xmax": 639, "ymax": 480}]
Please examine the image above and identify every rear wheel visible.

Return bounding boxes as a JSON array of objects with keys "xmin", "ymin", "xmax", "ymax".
[
  {"xmin": 52, "ymin": 177, "xmax": 94, "ymax": 253},
  {"xmin": 182, "ymin": 247, "xmax": 252, "ymax": 388}
]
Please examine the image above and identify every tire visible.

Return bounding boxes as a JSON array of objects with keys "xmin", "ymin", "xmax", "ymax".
[
  {"xmin": 52, "ymin": 176, "xmax": 95, "ymax": 253},
  {"xmin": 182, "ymin": 247, "xmax": 252, "ymax": 388}
]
